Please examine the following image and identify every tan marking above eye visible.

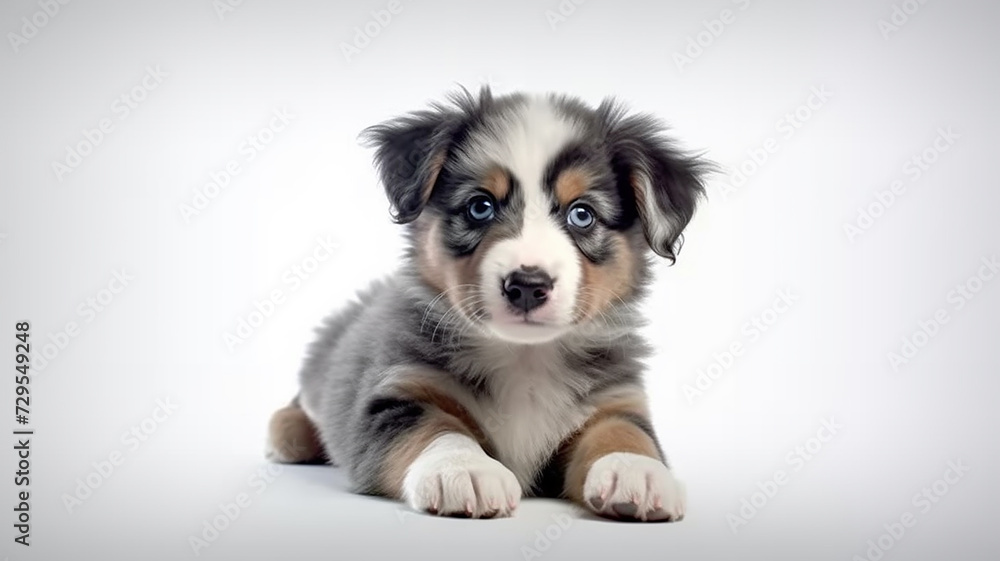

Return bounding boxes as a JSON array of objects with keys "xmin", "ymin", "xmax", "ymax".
[
  {"xmin": 554, "ymin": 168, "xmax": 591, "ymax": 207},
  {"xmin": 482, "ymin": 167, "xmax": 511, "ymax": 200}
]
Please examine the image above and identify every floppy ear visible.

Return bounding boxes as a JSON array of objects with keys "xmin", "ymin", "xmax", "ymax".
[
  {"xmin": 360, "ymin": 109, "xmax": 456, "ymax": 223},
  {"xmin": 599, "ymin": 100, "xmax": 711, "ymax": 264},
  {"xmin": 361, "ymin": 89, "xmax": 484, "ymax": 223}
]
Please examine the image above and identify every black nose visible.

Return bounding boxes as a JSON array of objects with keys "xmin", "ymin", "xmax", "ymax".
[{"xmin": 503, "ymin": 268, "xmax": 554, "ymax": 313}]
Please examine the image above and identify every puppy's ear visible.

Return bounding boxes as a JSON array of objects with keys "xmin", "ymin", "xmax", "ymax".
[
  {"xmin": 360, "ymin": 101, "xmax": 465, "ymax": 223},
  {"xmin": 600, "ymin": 100, "xmax": 711, "ymax": 264}
]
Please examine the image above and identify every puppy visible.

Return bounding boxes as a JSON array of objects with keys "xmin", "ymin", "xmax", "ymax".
[{"xmin": 267, "ymin": 87, "xmax": 708, "ymax": 521}]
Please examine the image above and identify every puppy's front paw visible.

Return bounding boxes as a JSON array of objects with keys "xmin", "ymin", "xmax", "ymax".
[
  {"xmin": 402, "ymin": 434, "xmax": 521, "ymax": 518},
  {"xmin": 583, "ymin": 452, "xmax": 686, "ymax": 522}
]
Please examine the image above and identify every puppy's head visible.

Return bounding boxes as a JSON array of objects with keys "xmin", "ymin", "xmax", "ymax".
[{"xmin": 363, "ymin": 88, "xmax": 708, "ymax": 344}]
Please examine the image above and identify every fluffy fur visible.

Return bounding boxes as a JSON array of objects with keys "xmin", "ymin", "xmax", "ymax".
[{"xmin": 266, "ymin": 87, "xmax": 709, "ymax": 521}]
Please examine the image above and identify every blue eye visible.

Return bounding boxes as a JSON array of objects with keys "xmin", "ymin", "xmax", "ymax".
[
  {"xmin": 567, "ymin": 204, "xmax": 595, "ymax": 229},
  {"xmin": 467, "ymin": 195, "xmax": 495, "ymax": 222}
]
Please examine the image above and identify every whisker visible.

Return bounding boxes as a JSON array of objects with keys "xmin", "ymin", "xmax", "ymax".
[
  {"xmin": 419, "ymin": 284, "xmax": 478, "ymax": 334},
  {"xmin": 431, "ymin": 292, "xmax": 483, "ymax": 344},
  {"xmin": 576, "ymin": 287, "xmax": 635, "ymax": 345},
  {"xmin": 447, "ymin": 296, "xmax": 486, "ymax": 346}
]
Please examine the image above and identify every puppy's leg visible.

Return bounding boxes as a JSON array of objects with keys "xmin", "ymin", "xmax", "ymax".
[
  {"xmin": 266, "ymin": 397, "xmax": 326, "ymax": 464},
  {"xmin": 563, "ymin": 391, "xmax": 686, "ymax": 522},
  {"xmin": 360, "ymin": 379, "xmax": 521, "ymax": 518}
]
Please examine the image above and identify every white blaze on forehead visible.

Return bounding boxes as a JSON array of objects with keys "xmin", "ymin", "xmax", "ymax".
[
  {"xmin": 476, "ymin": 97, "xmax": 585, "ymax": 330},
  {"xmin": 466, "ymin": 96, "xmax": 581, "ymax": 181},
  {"xmin": 499, "ymin": 97, "xmax": 581, "ymax": 188}
]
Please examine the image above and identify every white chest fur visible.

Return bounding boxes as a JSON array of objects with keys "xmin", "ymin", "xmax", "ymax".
[{"xmin": 465, "ymin": 343, "xmax": 595, "ymax": 491}]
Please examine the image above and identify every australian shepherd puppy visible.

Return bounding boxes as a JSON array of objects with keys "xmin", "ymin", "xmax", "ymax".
[{"xmin": 267, "ymin": 87, "xmax": 709, "ymax": 522}]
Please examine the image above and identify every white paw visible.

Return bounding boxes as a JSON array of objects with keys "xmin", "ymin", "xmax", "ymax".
[
  {"xmin": 583, "ymin": 452, "xmax": 686, "ymax": 522},
  {"xmin": 402, "ymin": 433, "xmax": 522, "ymax": 518}
]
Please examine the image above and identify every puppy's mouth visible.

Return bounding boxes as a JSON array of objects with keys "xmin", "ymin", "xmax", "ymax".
[
  {"xmin": 484, "ymin": 305, "xmax": 568, "ymax": 344},
  {"xmin": 494, "ymin": 311, "xmax": 553, "ymax": 327}
]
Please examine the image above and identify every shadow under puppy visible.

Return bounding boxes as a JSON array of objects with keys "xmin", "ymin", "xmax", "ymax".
[{"xmin": 267, "ymin": 87, "xmax": 709, "ymax": 521}]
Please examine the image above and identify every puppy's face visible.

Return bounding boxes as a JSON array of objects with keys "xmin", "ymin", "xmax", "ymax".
[{"xmin": 364, "ymin": 89, "xmax": 707, "ymax": 344}]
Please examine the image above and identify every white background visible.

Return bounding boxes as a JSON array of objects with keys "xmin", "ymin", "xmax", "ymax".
[{"xmin": 1, "ymin": 0, "xmax": 999, "ymax": 559}]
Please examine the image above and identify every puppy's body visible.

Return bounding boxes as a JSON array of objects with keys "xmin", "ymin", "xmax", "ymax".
[
  {"xmin": 269, "ymin": 89, "xmax": 708, "ymax": 521},
  {"xmin": 294, "ymin": 265, "xmax": 651, "ymax": 491}
]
